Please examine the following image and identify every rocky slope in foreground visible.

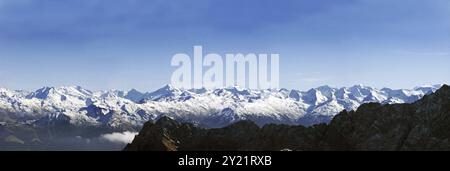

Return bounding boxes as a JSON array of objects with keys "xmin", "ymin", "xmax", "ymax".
[{"xmin": 124, "ymin": 85, "xmax": 450, "ymax": 151}]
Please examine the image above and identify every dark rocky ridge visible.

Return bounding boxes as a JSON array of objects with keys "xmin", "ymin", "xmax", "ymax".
[{"xmin": 124, "ymin": 85, "xmax": 450, "ymax": 151}]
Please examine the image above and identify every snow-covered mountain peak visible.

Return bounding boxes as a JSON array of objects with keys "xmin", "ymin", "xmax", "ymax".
[
  {"xmin": 160, "ymin": 84, "xmax": 179, "ymax": 91},
  {"xmin": 0, "ymin": 87, "xmax": 22, "ymax": 98},
  {"xmin": 142, "ymin": 84, "xmax": 184, "ymax": 102},
  {"xmin": 413, "ymin": 84, "xmax": 443, "ymax": 94},
  {"xmin": 224, "ymin": 86, "xmax": 252, "ymax": 96},
  {"xmin": 26, "ymin": 86, "xmax": 92, "ymax": 100},
  {"xmin": 26, "ymin": 86, "xmax": 54, "ymax": 99},
  {"xmin": 123, "ymin": 89, "xmax": 144, "ymax": 103},
  {"xmin": 0, "ymin": 84, "xmax": 444, "ymax": 128}
]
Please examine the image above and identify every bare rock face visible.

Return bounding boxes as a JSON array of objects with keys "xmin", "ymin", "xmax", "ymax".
[
  {"xmin": 321, "ymin": 84, "xmax": 450, "ymax": 151},
  {"xmin": 124, "ymin": 85, "xmax": 450, "ymax": 151}
]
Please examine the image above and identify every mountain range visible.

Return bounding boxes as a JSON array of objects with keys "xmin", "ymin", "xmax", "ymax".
[
  {"xmin": 124, "ymin": 84, "xmax": 450, "ymax": 151},
  {"xmin": 0, "ymin": 84, "xmax": 442, "ymax": 129}
]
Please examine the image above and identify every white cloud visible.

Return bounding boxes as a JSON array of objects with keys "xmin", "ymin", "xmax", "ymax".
[{"xmin": 100, "ymin": 131, "xmax": 138, "ymax": 144}]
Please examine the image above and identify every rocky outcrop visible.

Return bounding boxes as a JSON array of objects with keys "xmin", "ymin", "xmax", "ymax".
[{"xmin": 124, "ymin": 85, "xmax": 450, "ymax": 151}]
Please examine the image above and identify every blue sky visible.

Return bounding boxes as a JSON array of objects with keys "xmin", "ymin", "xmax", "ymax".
[{"xmin": 0, "ymin": 0, "xmax": 449, "ymax": 91}]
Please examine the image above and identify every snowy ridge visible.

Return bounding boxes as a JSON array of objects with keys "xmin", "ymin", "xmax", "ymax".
[{"xmin": 0, "ymin": 84, "xmax": 443, "ymax": 128}]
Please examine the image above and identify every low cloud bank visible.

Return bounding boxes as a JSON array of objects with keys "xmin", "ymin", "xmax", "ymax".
[{"xmin": 101, "ymin": 131, "xmax": 138, "ymax": 144}]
